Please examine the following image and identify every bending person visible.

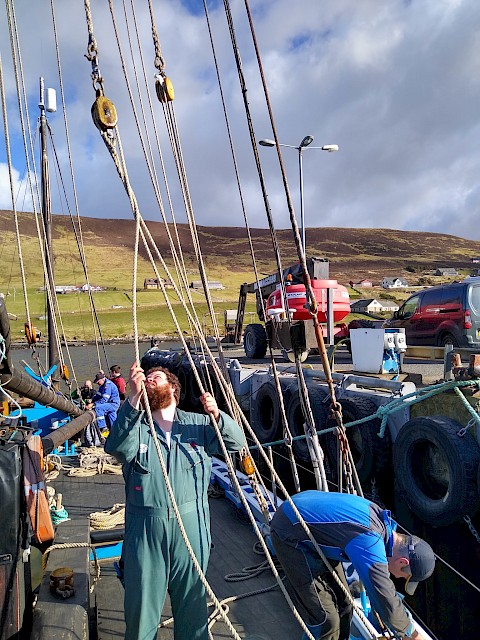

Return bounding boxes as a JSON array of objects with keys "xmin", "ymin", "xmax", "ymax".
[
  {"xmin": 270, "ymin": 490, "xmax": 435, "ymax": 640},
  {"xmin": 105, "ymin": 361, "xmax": 246, "ymax": 640}
]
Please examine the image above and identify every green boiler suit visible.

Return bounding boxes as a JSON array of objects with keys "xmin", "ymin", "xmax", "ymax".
[{"xmin": 105, "ymin": 399, "xmax": 246, "ymax": 640}]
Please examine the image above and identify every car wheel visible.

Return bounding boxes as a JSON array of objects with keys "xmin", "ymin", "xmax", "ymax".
[{"xmin": 438, "ymin": 332, "xmax": 458, "ymax": 348}]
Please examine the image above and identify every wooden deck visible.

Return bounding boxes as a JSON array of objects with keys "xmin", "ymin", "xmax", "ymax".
[{"xmin": 46, "ymin": 460, "xmax": 299, "ymax": 640}]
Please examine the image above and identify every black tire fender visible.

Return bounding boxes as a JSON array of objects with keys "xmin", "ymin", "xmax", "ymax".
[
  {"xmin": 286, "ymin": 385, "xmax": 330, "ymax": 462},
  {"xmin": 393, "ymin": 416, "xmax": 480, "ymax": 526},
  {"xmin": 325, "ymin": 397, "xmax": 391, "ymax": 484},
  {"xmin": 177, "ymin": 361, "xmax": 191, "ymax": 410},
  {"xmin": 251, "ymin": 381, "xmax": 282, "ymax": 443},
  {"xmin": 244, "ymin": 324, "xmax": 268, "ymax": 359}
]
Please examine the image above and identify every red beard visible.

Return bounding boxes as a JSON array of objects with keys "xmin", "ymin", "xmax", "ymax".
[{"xmin": 146, "ymin": 384, "xmax": 173, "ymax": 411}]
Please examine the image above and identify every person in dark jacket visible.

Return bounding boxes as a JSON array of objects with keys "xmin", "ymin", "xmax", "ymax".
[
  {"xmin": 105, "ymin": 361, "xmax": 246, "ymax": 640},
  {"xmin": 270, "ymin": 490, "xmax": 435, "ymax": 640}
]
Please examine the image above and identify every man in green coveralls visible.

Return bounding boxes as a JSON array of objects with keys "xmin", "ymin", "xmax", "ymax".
[{"xmin": 105, "ymin": 361, "xmax": 246, "ymax": 640}]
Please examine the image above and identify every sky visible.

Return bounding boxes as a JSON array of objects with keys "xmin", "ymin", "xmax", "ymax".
[{"xmin": 1, "ymin": 0, "xmax": 480, "ymax": 241}]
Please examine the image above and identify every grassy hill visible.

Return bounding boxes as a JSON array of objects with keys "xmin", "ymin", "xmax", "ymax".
[{"xmin": 1, "ymin": 210, "xmax": 479, "ymax": 340}]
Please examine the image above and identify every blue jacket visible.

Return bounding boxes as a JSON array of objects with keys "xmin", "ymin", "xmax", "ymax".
[
  {"xmin": 270, "ymin": 490, "xmax": 414, "ymax": 637},
  {"xmin": 92, "ymin": 378, "xmax": 120, "ymax": 408}
]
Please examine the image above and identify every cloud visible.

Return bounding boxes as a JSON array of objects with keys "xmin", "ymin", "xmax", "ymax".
[{"xmin": 0, "ymin": 0, "xmax": 479, "ymax": 240}]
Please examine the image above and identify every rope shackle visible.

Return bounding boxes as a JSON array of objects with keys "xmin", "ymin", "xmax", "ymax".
[
  {"xmin": 155, "ymin": 74, "xmax": 174, "ymax": 103},
  {"xmin": 241, "ymin": 452, "xmax": 255, "ymax": 476},
  {"xmin": 91, "ymin": 91, "xmax": 118, "ymax": 131},
  {"xmin": 24, "ymin": 322, "xmax": 38, "ymax": 345}
]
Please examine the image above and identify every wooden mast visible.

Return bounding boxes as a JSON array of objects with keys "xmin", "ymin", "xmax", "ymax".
[{"xmin": 38, "ymin": 77, "xmax": 60, "ymax": 387}]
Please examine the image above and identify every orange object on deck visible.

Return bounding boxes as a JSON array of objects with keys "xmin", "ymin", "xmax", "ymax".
[{"xmin": 23, "ymin": 435, "xmax": 55, "ymax": 544}]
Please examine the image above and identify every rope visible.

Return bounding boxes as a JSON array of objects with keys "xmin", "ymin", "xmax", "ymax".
[
  {"xmin": 0, "ymin": 62, "xmax": 35, "ymax": 359},
  {"xmin": 50, "ymin": 506, "xmax": 69, "ymax": 525},
  {"xmin": 89, "ymin": 503, "xmax": 125, "ymax": 530},
  {"xmin": 42, "ymin": 542, "xmax": 100, "ymax": 592}
]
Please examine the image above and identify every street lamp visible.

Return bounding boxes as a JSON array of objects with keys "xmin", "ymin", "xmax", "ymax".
[{"xmin": 258, "ymin": 136, "xmax": 339, "ymax": 251}]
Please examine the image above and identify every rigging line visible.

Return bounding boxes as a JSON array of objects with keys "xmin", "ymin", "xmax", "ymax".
[
  {"xmin": 7, "ymin": 0, "xmax": 41, "ymax": 214},
  {"xmin": 221, "ymin": 0, "xmax": 326, "ymax": 491},
  {"xmin": 108, "ymin": 0, "xmax": 207, "ymax": 357},
  {"xmin": 242, "ymin": 0, "xmax": 358, "ymax": 496},
  {"xmin": 128, "ymin": 0, "xmax": 190, "ymax": 291},
  {"xmin": 45, "ymin": 121, "xmax": 107, "ymax": 373},
  {"xmin": 202, "ymin": 0, "xmax": 299, "ymax": 481},
  {"xmin": 0, "ymin": 56, "xmax": 31, "ymax": 328},
  {"xmin": 162, "ymin": 101, "xmax": 229, "ymax": 367},
  {"xmin": 49, "ymin": 0, "xmax": 105, "ymax": 371},
  {"xmin": 109, "ymin": 0, "xmax": 202, "ymax": 332},
  {"xmin": 218, "ymin": 6, "xmax": 375, "ymax": 629},
  {"xmin": 5, "ymin": 0, "xmax": 63, "ymax": 369}
]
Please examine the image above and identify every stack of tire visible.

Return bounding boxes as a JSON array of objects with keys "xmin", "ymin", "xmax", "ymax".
[
  {"xmin": 250, "ymin": 381, "xmax": 392, "ymax": 489},
  {"xmin": 393, "ymin": 416, "xmax": 480, "ymax": 526}
]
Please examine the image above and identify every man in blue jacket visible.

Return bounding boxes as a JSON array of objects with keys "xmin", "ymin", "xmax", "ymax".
[
  {"xmin": 270, "ymin": 490, "xmax": 435, "ymax": 640},
  {"xmin": 85, "ymin": 371, "xmax": 120, "ymax": 445},
  {"xmin": 105, "ymin": 361, "xmax": 246, "ymax": 640}
]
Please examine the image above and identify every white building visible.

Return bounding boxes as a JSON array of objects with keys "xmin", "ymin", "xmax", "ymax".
[{"xmin": 382, "ymin": 277, "xmax": 408, "ymax": 289}]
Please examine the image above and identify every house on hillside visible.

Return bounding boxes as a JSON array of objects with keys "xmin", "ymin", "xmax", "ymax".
[
  {"xmin": 350, "ymin": 299, "xmax": 383, "ymax": 314},
  {"xmin": 471, "ymin": 258, "xmax": 480, "ymax": 264},
  {"xmin": 80, "ymin": 283, "xmax": 103, "ymax": 292},
  {"xmin": 382, "ymin": 277, "xmax": 408, "ymax": 289},
  {"xmin": 435, "ymin": 268, "xmax": 458, "ymax": 276},
  {"xmin": 350, "ymin": 298, "xmax": 399, "ymax": 314},
  {"xmin": 143, "ymin": 277, "xmax": 174, "ymax": 290},
  {"xmin": 355, "ymin": 279, "xmax": 373, "ymax": 288},
  {"xmin": 190, "ymin": 281, "xmax": 224, "ymax": 290},
  {"xmin": 377, "ymin": 299, "xmax": 399, "ymax": 312}
]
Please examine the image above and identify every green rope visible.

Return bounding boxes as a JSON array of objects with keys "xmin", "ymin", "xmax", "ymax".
[{"xmin": 50, "ymin": 507, "xmax": 69, "ymax": 525}]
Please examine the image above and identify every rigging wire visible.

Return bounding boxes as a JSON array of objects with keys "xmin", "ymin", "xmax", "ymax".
[
  {"xmin": 4, "ymin": 0, "xmax": 66, "ymax": 378},
  {"xmin": 49, "ymin": 0, "xmax": 107, "ymax": 373},
  {"xmin": 240, "ymin": 0, "xmax": 361, "ymax": 496},
  {"xmin": 222, "ymin": 0, "xmax": 330, "ymax": 493},
  {"xmin": 202, "ymin": 0, "xmax": 301, "ymax": 492}
]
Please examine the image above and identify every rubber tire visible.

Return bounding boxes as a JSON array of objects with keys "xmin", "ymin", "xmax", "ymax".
[
  {"xmin": 393, "ymin": 416, "xmax": 480, "ymax": 527},
  {"xmin": 244, "ymin": 324, "xmax": 268, "ymax": 359},
  {"xmin": 177, "ymin": 362, "xmax": 191, "ymax": 410},
  {"xmin": 251, "ymin": 381, "xmax": 282, "ymax": 443},
  {"xmin": 438, "ymin": 332, "xmax": 458, "ymax": 348},
  {"xmin": 286, "ymin": 386, "xmax": 330, "ymax": 462},
  {"xmin": 325, "ymin": 397, "xmax": 391, "ymax": 484},
  {"xmin": 206, "ymin": 363, "xmax": 227, "ymax": 412}
]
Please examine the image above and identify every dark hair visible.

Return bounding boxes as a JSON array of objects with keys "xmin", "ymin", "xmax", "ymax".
[
  {"xmin": 145, "ymin": 366, "xmax": 181, "ymax": 405},
  {"xmin": 110, "ymin": 365, "xmax": 121, "ymax": 374}
]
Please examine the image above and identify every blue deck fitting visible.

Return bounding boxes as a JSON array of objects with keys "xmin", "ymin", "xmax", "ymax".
[{"xmin": 91, "ymin": 541, "xmax": 123, "ymax": 561}]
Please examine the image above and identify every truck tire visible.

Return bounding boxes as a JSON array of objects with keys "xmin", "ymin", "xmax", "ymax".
[
  {"xmin": 286, "ymin": 386, "xmax": 330, "ymax": 461},
  {"xmin": 251, "ymin": 381, "xmax": 281, "ymax": 443},
  {"xmin": 393, "ymin": 416, "xmax": 480, "ymax": 526},
  {"xmin": 325, "ymin": 397, "xmax": 391, "ymax": 484},
  {"xmin": 244, "ymin": 324, "xmax": 268, "ymax": 359}
]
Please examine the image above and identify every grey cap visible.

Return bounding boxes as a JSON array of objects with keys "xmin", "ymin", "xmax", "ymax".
[{"xmin": 405, "ymin": 536, "xmax": 436, "ymax": 595}]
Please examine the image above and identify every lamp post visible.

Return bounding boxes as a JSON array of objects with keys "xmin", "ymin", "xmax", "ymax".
[{"xmin": 258, "ymin": 136, "xmax": 338, "ymax": 252}]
